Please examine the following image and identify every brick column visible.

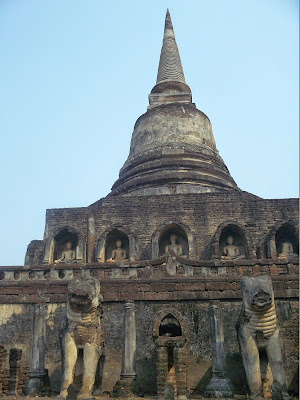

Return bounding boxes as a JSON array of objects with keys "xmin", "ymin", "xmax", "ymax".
[
  {"xmin": 0, "ymin": 345, "xmax": 8, "ymax": 394},
  {"xmin": 156, "ymin": 345, "xmax": 169, "ymax": 397},
  {"xmin": 6, "ymin": 348, "xmax": 22, "ymax": 396},
  {"xmin": 174, "ymin": 342, "xmax": 187, "ymax": 400}
]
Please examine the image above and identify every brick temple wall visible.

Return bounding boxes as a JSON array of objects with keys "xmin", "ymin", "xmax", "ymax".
[
  {"xmin": 42, "ymin": 192, "xmax": 298, "ymax": 261},
  {"xmin": 0, "ymin": 345, "xmax": 29, "ymax": 396},
  {"xmin": 1, "ymin": 191, "xmax": 298, "ymax": 396},
  {"xmin": 0, "ymin": 260, "xmax": 298, "ymax": 396}
]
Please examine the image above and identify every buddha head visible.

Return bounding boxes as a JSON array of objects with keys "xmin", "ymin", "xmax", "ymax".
[
  {"xmin": 66, "ymin": 241, "xmax": 73, "ymax": 250},
  {"xmin": 170, "ymin": 233, "xmax": 177, "ymax": 245},
  {"xmin": 226, "ymin": 235, "xmax": 234, "ymax": 245}
]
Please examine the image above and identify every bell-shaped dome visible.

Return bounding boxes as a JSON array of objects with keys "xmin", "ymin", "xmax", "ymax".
[{"xmin": 110, "ymin": 10, "xmax": 239, "ymax": 196}]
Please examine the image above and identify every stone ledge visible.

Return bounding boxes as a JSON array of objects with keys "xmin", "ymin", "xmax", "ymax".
[
  {"xmin": 1, "ymin": 257, "xmax": 298, "ymax": 272},
  {"xmin": 0, "ymin": 274, "xmax": 297, "ymax": 303}
]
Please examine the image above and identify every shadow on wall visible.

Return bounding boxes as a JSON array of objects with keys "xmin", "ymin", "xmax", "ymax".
[
  {"xmin": 49, "ymin": 353, "xmax": 106, "ymax": 397},
  {"xmin": 192, "ymin": 353, "xmax": 247, "ymax": 395},
  {"xmin": 49, "ymin": 366, "xmax": 61, "ymax": 395},
  {"xmin": 140, "ymin": 241, "xmax": 152, "ymax": 260},
  {"xmin": 289, "ymin": 367, "xmax": 299, "ymax": 395},
  {"xmin": 134, "ymin": 356, "xmax": 157, "ymax": 396},
  {"xmin": 226, "ymin": 353, "xmax": 249, "ymax": 394},
  {"xmin": 50, "ymin": 356, "xmax": 157, "ymax": 398}
]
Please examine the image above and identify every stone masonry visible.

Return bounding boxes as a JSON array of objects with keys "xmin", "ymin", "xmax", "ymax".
[{"xmin": 0, "ymin": 9, "xmax": 298, "ymax": 400}]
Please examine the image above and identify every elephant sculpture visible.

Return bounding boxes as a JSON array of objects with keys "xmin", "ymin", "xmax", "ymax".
[
  {"xmin": 59, "ymin": 278, "xmax": 104, "ymax": 399},
  {"xmin": 237, "ymin": 275, "xmax": 290, "ymax": 400}
]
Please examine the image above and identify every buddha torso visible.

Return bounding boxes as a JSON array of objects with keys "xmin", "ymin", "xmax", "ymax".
[
  {"xmin": 111, "ymin": 248, "xmax": 127, "ymax": 261},
  {"xmin": 224, "ymin": 244, "xmax": 240, "ymax": 258},
  {"xmin": 165, "ymin": 244, "xmax": 183, "ymax": 256},
  {"xmin": 278, "ymin": 242, "xmax": 298, "ymax": 258},
  {"xmin": 62, "ymin": 249, "xmax": 76, "ymax": 262}
]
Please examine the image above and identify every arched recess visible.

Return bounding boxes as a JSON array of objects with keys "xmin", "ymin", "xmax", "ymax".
[
  {"xmin": 153, "ymin": 308, "xmax": 188, "ymax": 339},
  {"xmin": 153, "ymin": 308, "xmax": 188, "ymax": 399},
  {"xmin": 43, "ymin": 226, "xmax": 86, "ymax": 264},
  {"xmin": 96, "ymin": 226, "xmax": 138, "ymax": 262},
  {"xmin": 152, "ymin": 220, "xmax": 196, "ymax": 259},
  {"xmin": 261, "ymin": 220, "xmax": 299, "ymax": 259},
  {"xmin": 211, "ymin": 221, "xmax": 255, "ymax": 259}
]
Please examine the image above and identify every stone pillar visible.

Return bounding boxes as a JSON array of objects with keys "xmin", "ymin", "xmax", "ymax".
[
  {"xmin": 205, "ymin": 301, "xmax": 233, "ymax": 397},
  {"xmin": 75, "ymin": 239, "xmax": 85, "ymax": 262},
  {"xmin": 129, "ymin": 237, "xmax": 137, "ymax": 262},
  {"xmin": 23, "ymin": 303, "xmax": 46, "ymax": 396},
  {"xmin": 268, "ymin": 235, "xmax": 277, "ymax": 259},
  {"xmin": 113, "ymin": 301, "xmax": 137, "ymax": 397},
  {"xmin": 87, "ymin": 214, "xmax": 95, "ymax": 263}
]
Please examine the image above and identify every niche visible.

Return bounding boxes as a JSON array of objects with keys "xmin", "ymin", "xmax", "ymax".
[
  {"xmin": 275, "ymin": 223, "xmax": 299, "ymax": 257},
  {"xmin": 153, "ymin": 310, "xmax": 187, "ymax": 399},
  {"xmin": 158, "ymin": 224, "xmax": 189, "ymax": 257},
  {"xmin": 53, "ymin": 229, "xmax": 78, "ymax": 262},
  {"xmin": 159, "ymin": 314, "xmax": 182, "ymax": 337},
  {"xmin": 105, "ymin": 229, "xmax": 129, "ymax": 262},
  {"xmin": 219, "ymin": 224, "xmax": 247, "ymax": 259}
]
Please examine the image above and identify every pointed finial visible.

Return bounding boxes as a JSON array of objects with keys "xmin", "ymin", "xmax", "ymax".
[
  {"xmin": 165, "ymin": 9, "xmax": 173, "ymax": 31},
  {"xmin": 148, "ymin": 10, "xmax": 192, "ymax": 108},
  {"xmin": 156, "ymin": 9, "xmax": 186, "ymax": 84}
]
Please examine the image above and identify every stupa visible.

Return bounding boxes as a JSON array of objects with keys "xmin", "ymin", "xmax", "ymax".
[{"xmin": 0, "ymin": 10, "xmax": 298, "ymax": 399}]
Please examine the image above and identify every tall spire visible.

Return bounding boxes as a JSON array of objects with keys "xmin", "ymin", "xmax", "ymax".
[
  {"xmin": 110, "ymin": 10, "xmax": 239, "ymax": 197},
  {"xmin": 148, "ymin": 9, "xmax": 192, "ymax": 109},
  {"xmin": 156, "ymin": 9, "xmax": 185, "ymax": 84}
]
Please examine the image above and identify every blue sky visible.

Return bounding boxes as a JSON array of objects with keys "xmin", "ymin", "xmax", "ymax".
[{"xmin": 0, "ymin": 0, "xmax": 298, "ymax": 265}]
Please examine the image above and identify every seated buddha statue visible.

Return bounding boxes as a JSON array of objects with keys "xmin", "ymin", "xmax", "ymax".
[
  {"xmin": 278, "ymin": 242, "xmax": 298, "ymax": 258},
  {"xmin": 107, "ymin": 240, "xmax": 128, "ymax": 262},
  {"xmin": 54, "ymin": 241, "xmax": 76, "ymax": 264},
  {"xmin": 165, "ymin": 233, "xmax": 183, "ymax": 256},
  {"xmin": 220, "ymin": 235, "xmax": 245, "ymax": 260}
]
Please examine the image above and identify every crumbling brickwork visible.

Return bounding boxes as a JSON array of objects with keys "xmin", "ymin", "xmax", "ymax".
[
  {"xmin": 1, "ymin": 8, "xmax": 299, "ymax": 397},
  {"xmin": 0, "ymin": 258, "xmax": 298, "ymax": 395},
  {"xmin": 0, "ymin": 345, "xmax": 29, "ymax": 395},
  {"xmin": 26, "ymin": 192, "xmax": 298, "ymax": 266}
]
